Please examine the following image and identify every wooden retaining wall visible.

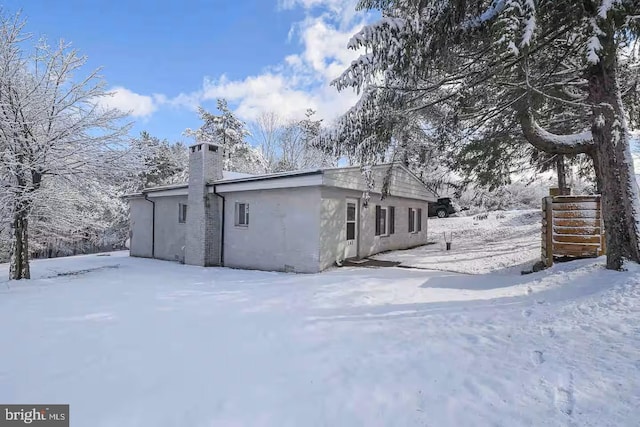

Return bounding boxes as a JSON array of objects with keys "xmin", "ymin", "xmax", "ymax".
[{"xmin": 541, "ymin": 195, "xmax": 605, "ymax": 267}]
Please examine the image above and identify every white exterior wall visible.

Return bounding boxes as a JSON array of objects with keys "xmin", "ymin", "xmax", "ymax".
[
  {"xmin": 129, "ymin": 163, "xmax": 433, "ymax": 273},
  {"xmin": 152, "ymin": 195, "xmax": 188, "ymax": 262},
  {"xmin": 129, "ymin": 194, "xmax": 188, "ymax": 261},
  {"xmin": 319, "ymin": 187, "xmax": 429, "ymax": 271},
  {"xmin": 129, "ymin": 196, "xmax": 153, "ymax": 258},
  {"xmin": 221, "ymin": 187, "xmax": 322, "ymax": 273},
  {"xmin": 322, "ymin": 164, "xmax": 436, "ymax": 201}
]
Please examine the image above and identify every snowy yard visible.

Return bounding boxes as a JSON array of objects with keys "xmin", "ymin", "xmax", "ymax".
[
  {"xmin": 1, "ymin": 213, "xmax": 640, "ymax": 426},
  {"xmin": 375, "ymin": 210, "xmax": 542, "ymax": 274}
]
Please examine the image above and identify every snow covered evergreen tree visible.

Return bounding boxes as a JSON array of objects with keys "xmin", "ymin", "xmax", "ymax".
[
  {"xmin": 185, "ymin": 99, "xmax": 264, "ymax": 173},
  {"xmin": 298, "ymin": 109, "xmax": 337, "ymax": 169},
  {"xmin": 131, "ymin": 131, "xmax": 188, "ymax": 189},
  {"xmin": 327, "ymin": 0, "xmax": 640, "ymax": 270}
]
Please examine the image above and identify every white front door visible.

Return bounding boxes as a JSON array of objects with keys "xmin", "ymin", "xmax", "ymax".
[{"xmin": 345, "ymin": 199, "xmax": 358, "ymax": 259}]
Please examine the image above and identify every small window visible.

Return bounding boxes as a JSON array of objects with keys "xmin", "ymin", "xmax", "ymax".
[
  {"xmin": 346, "ymin": 202, "xmax": 356, "ymax": 240},
  {"xmin": 409, "ymin": 208, "xmax": 422, "ymax": 233},
  {"xmin": 178, "ymin": 203, "xmax": 187, "ymax": 223},
  {"xmin": 375, "ymin": 205, "xmax": 392, "ymax": 236},
  {"xmin": 235, "ymin": 202, "xmax": 249, "ymax": 226},
  {"xmin": 409, "ymin": 208, "xmax": 416, "ymax": 233}
]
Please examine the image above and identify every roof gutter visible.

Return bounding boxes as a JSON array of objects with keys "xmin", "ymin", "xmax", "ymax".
[{"xmin": 143, "ymin": 193, "xmax": 156, "ymax": 258}]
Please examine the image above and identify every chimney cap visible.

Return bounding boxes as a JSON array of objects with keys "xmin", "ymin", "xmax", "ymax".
[{"xmin": 188, "ymin": 140, "xmax": 223, "ymax": 149}]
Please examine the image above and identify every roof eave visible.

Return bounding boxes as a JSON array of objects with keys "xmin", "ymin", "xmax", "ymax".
[{"xmin": 213, "ymin": 169, "xmax": 323, "ymax": 185}]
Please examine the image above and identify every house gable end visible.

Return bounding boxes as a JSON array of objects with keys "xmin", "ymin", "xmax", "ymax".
[{"xmin": 322, "ymin": 163, "xmax": 436, "ymax": 201}]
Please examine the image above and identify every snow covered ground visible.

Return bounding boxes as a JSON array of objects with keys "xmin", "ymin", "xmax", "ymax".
[
  {"xmin": 1, "ymin": 213, "xmax": 639, "ymax": 426},
  {"xmin": 375, "ymin": 209, "xmax": 541, "ymax": 274}
]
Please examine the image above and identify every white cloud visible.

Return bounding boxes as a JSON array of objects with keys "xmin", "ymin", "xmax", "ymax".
[
  {"xmin": 196, "ymin": 71, "xmax": 358, "ymax": 123},
  {"xmin": 293, "ymin": 15, "xmax": 362, "ymax": 81},
  {"xmin": 278, "ymin": 0, "xmax": 348, "ymax": 12},
  {"xmin": 113, "ymin": 2, "xmax": 369, "ymax": 125},
  {"xmin": 278, "ymin": 0, "xmax": 362, "ymax": 23},
  {"xmin": 101, "ymin": 86, "xmax": 162, "ymax": 118},
  {"xmin": 166, "ymin": 91, "xmax": 201, "ymax": 112},
  {"xmin": 202, "ymin": 74, "xmax": 311, "ymax": 118},
  {"xmin": 169, "ymin": 6, "xmax": 367, "ymax": 124}
]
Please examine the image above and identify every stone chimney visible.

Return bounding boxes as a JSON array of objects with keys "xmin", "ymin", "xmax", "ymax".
[{"xmin": 184, "ymin": 141, "xmax": 223, "ymax": 266}]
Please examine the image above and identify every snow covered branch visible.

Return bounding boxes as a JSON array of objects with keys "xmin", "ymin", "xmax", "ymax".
[
  {"xmin": 0, "ymin": 12, "xmax": 134, "ymax": 279},
  {"xmin": 518, "ymin": 107, "xmax": 594, "ymax": 155}
]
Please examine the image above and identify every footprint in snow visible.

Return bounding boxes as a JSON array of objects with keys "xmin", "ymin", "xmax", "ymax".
[
  {"xmin": 540, "ymin": 326, "xmax": 556, "ymax": 338},
  {"xmin": 531, "ymin": 350, "xmax": 544, "ymax": 365},
  {"xmin": 554, "ymin": 372, "xmax": 575, "ymax": 416},
  {"xmin": 522, "ymin": 308, "xmax": 532, "ymax": 318}
]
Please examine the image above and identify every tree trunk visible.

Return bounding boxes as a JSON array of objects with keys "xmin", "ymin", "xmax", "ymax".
[
  {"xmin": 556, "ymin": 155, "xmax": 566, "ymax": 191},
  {"xmin": 9, "ymin": 206, "xmax": 30, "ymax": 280},
  {"xmin": 519, "ymin": 30, "xmax": 640, "ymax": 271},
  {"xmin": 587, "ymin": 38, "xmax": 640, "ymax": 270}
]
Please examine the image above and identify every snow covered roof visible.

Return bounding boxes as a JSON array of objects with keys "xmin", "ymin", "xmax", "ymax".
[
  {"xmin": 214, "ymin": 163, "xmax": 436, "ymax": 201},
  {"xmin": 142, "ymin": 171, "xmax": 256, "ymax": 191},
  {"xmin": 126, "ymin": 163, "xmax": 434, "ymax": 201},
  {"xmin": 212, "ymin": 163, "xmax": 409, "ymax": 185},
  {"xmin": 219, "ymin": 171, "xmax": 255, "ymax": 181},
  {"xmin": 214, "ymin": 169, "xmax": 323, "ymax": 184},
  {"xmin": 122, "ymin": 171, "xmax": 257, "ymax": 198},
  {"xmin": 142, "ymin": 183, "xmax": 187, "ymax": 193}
]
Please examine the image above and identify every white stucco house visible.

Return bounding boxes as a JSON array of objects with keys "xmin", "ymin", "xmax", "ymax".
[{"xmin": 126, "ymin": 141, "xmax": 437, "ymax": 273}]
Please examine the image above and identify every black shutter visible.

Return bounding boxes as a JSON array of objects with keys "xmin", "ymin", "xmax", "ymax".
[
  {"xmin": 375, "ymin": 205, "xmax": 381, "ymax": 236},
  {"xmin": 417, "ymin": 208, "xmax": 422, "ymax": 231},
  {"xmin": 389, "ymin": 206, "xmax": 395, "ymax": 234}
]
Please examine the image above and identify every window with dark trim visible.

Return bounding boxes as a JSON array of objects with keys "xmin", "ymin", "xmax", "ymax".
[
  {"xmin": 235, "ymin": 202, "xmax": 249, "ymax": 226},
  {"xmin": 178, "ymin": 203, "xmax": 187, "ymax": 223},
  {"xmin": 409, "ymin": 208, "xmax": 416, "ymax": 233},
  {"xmin": 375, "ymin": 206, "xmax": 386, "ymax": 236},
  {"xmin": 376, "ymin": 205, "xmax": 394, "ymax": 236},
  {"xmin": 417, "ymin": 208, "xmax": 422, "ymax": 232}
]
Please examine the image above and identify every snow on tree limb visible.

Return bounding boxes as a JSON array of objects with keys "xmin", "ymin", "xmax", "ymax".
[
  {"xmin": 333, "ymin": 0, "xmax": 640, "ymax": 269},
  {"xmin": 0, "ymin": 11, "xmax": 134, "ymax": 278},
  {"xmin": 518, "ymin": 107, "xmax": 594, "ymax": 154},
  {"xmin": 464, "ymin": 0, "xmax": 507, "ymax": 29},
  {"xmin": 599, "ymin": 0, "xmax": 623, "ymax": 19}
]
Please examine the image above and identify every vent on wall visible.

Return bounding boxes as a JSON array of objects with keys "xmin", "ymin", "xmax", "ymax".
[{"xmin": 284, "ymin": 264, "xmax": 295, "ymax": 273}]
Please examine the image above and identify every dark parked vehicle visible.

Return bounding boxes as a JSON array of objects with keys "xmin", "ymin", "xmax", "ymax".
[{"xmin": 428, "ymin": 197, "xmax": 457, "ymax": 218}]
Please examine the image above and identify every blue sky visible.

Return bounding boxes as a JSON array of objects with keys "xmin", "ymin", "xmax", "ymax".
[{"xmin": 5, "ymin": 0, "xmax": 368, "ymax": 143}]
